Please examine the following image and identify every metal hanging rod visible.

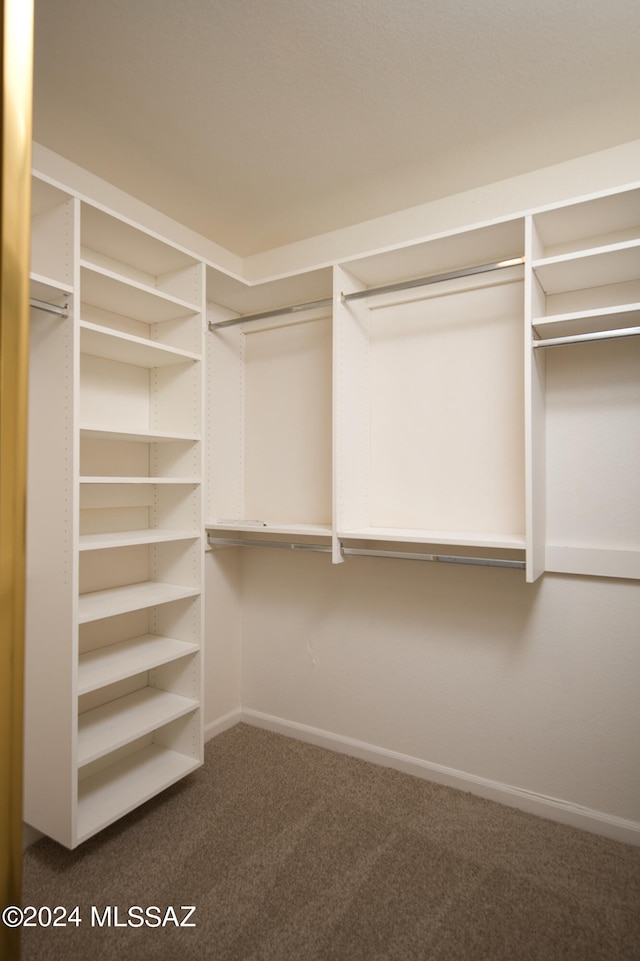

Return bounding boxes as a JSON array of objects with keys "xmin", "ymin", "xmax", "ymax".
[
  {"xmin": 207, "ymin": 535, "xmax": 525, "ymax": 570},
  {"xmin": 344, "ymin": 547, "xmax": 524, "ymax": 569},
  {"xmin": 341, "ymin": 257, "xmax": 525, "ymax": 304},
  {"xmin": 208, "ymin": 536, "xmax": 333, "ymax": 554},
  {"xmin": 207, "ymin": 256, "xmax": 525, "ymax": 332},
  {"xmin": 30, "ymin": 297, "xmax": 69, "ymax": 318},
  {"xmin": 533, "ymin": 325, "xmax": 640, "ymax": 349},
  {"xmin": 208, "ymin": 296, "xmax": 333, "ymax": 331}
]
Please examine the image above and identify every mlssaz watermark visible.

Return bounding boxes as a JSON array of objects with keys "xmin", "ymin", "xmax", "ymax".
[{"xmin": 2, "ymin": 905, "xmax": 197, "ymax": 928}]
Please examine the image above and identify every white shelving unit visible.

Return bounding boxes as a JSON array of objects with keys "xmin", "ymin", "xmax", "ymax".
[
  {"xmin": 24, "ymin": 176, "xmax": 206, "ymax": 848},
  {"xmin": 526, "ymin": 187, "xmax": 640, "ymax": 581},
  {"xmin": 334, "ymin": 220, "xmax": 527, "ymax": 563},
  {"xmin": 24, "ymin": 163, "xmax": 640, "ymax": 849},
  {"xmin": 205, "ymin": 196, "xmax": 638, "ymax": 582},
  {"xmin": 206, "ymin": 266, "xmax": 334, "ymax": 543}
]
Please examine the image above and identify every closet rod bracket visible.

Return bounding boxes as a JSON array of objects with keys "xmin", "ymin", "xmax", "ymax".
[{"xmin": 29, "ymin": 297, "xmax": 69, "ymax": 318}]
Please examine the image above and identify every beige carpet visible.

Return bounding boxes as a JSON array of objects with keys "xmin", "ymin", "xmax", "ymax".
[{"xmin": 22, "ymin": 723, "xmax": 640, "ymax": 960}]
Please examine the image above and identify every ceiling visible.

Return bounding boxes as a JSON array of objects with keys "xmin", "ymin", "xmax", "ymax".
[{"xmin": 33, "ymin": 0, "xmax": 640, "ymax": 258}]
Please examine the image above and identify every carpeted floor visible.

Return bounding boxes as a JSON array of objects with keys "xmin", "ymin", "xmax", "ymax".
[{"xmin": 22, "ymin": 723, "xmax": 640, "ymax": 960}]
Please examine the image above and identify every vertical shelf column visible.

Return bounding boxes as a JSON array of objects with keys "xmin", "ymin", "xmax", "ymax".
[
  {"xmin": 24, "ymin": 180, "xmax": 80, "ymax": 846},
  {"xmin": 524, "ymin": 215, "xmax": 547, "ymax": 582},
  {"xmin": 528, "ymin": 187, "xmax": 640, "ymax": 580}
]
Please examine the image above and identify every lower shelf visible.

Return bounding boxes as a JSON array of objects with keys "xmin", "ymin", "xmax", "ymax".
[
  {"xmin": 77, "ymin": 743, "xmax": 201, "ymax": 844},
  {"xmin": 78, "ymin": 688, "xmax": 198, "ymax": 766}
]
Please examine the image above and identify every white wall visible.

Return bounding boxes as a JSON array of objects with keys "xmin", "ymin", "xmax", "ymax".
[{"xmin": 237, "ymin": 549, "xmax": 640, "ymax": 838}]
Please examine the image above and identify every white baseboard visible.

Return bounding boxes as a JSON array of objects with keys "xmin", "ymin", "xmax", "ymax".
[
  {"xmin": 239, "ymin": 708, "xmax": 640, "ymax": 848},
  {"xmin": 204, "ymin": 707, "xmax": 243, "ymax": 742}
]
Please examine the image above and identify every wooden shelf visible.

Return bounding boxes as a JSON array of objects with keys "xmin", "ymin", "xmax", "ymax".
[
  {"xmin": 78, "ymin": 687, "xmax": 198, "ymax": 766},
  {"xmin": 78, "ymin": 582, "xmax": 201, "ymax": 623},
  {"xmin": 77, "ymin": 743, "xmax": 200, "ymax": 843},
  {"xmin": 79, "ymin": 529, "xmax": 199, "ymax": 551},
  {"xmin": 78, "ymin": 634, "xmax": 198, "ymax": 695},
  {"xmin": 81, "ymin": 261, "xmax": 199, "ymax": 322},
  {"xmin": 80, "ymin": 321, "xmax": 199, "ymax": 368}
]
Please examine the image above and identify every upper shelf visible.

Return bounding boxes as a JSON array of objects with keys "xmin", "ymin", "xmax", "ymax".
[
  {"xmin": 532, "ymin": 188, "xmax": 640, "ymax": 260},
  {"xmin": 80, "ymin": 262, "xmax": 200, "ymax": 322},
  {"xmin": 341, "ymin": 219, "xmax": 524, "ymax": 290},
  {"xmin": 81, "ymin": 203, "xmax": 199, "ymax": 279},
  {"xmin": 532, "ymin": 240, "xmax": 640, "ymax": 295},
  {"xmin": 80, "ymin": 321, "xmax": 199, "ymax": 367}
]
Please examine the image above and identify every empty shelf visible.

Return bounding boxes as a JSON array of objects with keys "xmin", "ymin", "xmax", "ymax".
[
  {"xmin": 78, "ymin": 582, "xmax": 200, "ymax": 623},
  {"xmin": 80, "ymin": 262, "xmax": 199, "ymax": 322},
  {"xmin": 78, "ymin": 634, "xmax": 198, "ymax": 695},
  {"xmin": 78, "ymin": 687, "xmax": 198, "ymax": 767},
  {"xmin": 77, "ymin": 744, "xmax": 200, "ymax": 843},
  {"xmin": 80, "ymin": 321, "xmax": 199, "ymax": 367},
  {"xmin": 80, "ymin": 476, "xmax": 200, "ymax": 484},
  {"xmin": 80, "ymin": 425, "xmax": 199, "ymax": 444},
  {"xmin": 337, "ymin": 526, "xmax": 526, "ymax": 550},
  {"xmin": 206, "ymin": 519, "xmax": 332, "ymax": 537},
  {"xmin": 533, "ymin": 241, "xmax": 640, "ymax": 295},
  {"xmin": 79, "ymin": 529, "xmax": 199, "ymax": 551}
]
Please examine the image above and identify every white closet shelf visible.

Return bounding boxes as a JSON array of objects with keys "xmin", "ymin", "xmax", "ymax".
[
  {"xmin": 532, "ymin": 240, "xmax": 640, "ymax": 295},
  {"xmin": 80, "ymin": 204, "xmax": 200, "ymax": 275},
  {"xmin": 206, "ymin": 520, "xmax": 332, "ymax": 537},
  {"xmin": 81, "ymin": 476, "xmax": 200, "ymax": 485},
  {"xmin": 79, "ymin": 529, "xmax": 200, "ymax": 551},
  {"xmin": 78, "ymin": 634, "xmax": 198, "ymax": 695},
  {"xmin": 80, "ymin": 321, "xmax": 199, "ymax": 368},
  {"xmin": 80, "ymin": 262, "xmax": 200, "ymax": 322},
  {"xmin": 78, "ymin": 687, "xmax": 198, "ymax": 767},
  {"xmin": 77, "ymin": 743, "xmax": 200, "ymax": 844},
  {"xmin": 532, "ymin": 302, "xmax": 640, "ymax": 338},
  {"xmin": 30, "ymin": 272, "xmax": 73, "ymax": 300},
  {"xmin": 337, "ymin": 527, "xmax": 526, "ymax": 550},
  {"xmin": 80, "ymin": 425, "xmax": 199, "ymax": 444},
  {"xmin": 78, "ymin": 582, "xmax": 201, "ymax": 623}
]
